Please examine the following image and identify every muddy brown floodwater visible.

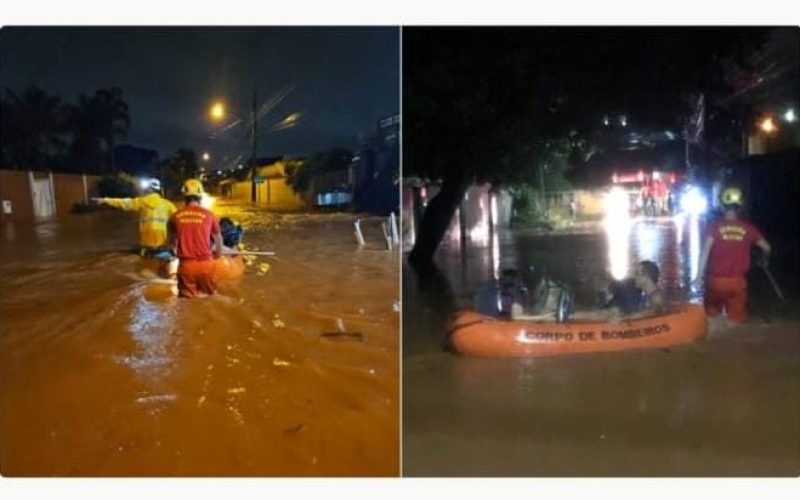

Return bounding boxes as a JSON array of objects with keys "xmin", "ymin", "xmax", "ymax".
[
  {"xmin": 403, "ymin": 217, "xmax": 800, "ymax": 476},
  {"xmin": 1, "ymin": 200, "xmax": 399, "ymax": 476}
]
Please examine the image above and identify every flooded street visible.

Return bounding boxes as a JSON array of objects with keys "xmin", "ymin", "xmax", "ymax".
[
  {"xmin": 403, "ymin": 217, "xmax": 800, "ymax": 476},
  {"xmin": 0, "ymin": 200, "xmax": 399, "ymax": 476}
]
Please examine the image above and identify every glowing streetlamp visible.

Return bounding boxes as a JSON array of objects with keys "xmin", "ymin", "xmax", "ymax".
[
  {"xmin": 207, "ymin": 89, "xmax": 296, "ymax": 203},
  {"xmin": 202, "ymin": 152, "xmax": 211, "ymax": 161},
  {"xmin": 784, "ymin": 108, "xmax": 796, "ymax": 123},
  {"xmin": 760, "ymin": 117, "xmax": 777, "ymax": 134},
  {"xmin": 210, "ymin": 102, "xmax": 225, "ymax": 121}
]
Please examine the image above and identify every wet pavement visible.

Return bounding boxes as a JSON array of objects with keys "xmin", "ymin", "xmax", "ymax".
[
  {"xmin": 0, "ymin": 200, "xmax": 399, "ymax": 476},
  {"xmin": 403, "ymin": 216, "xmax": 800, "ymax": 476}
]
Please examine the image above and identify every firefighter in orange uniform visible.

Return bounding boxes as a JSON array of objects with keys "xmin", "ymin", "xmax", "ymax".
[
  {"xmin": 168, "ymin": 179, "xmax": 223, "ymax": 298},
  {"xmin": 695, "ymin": 187, "xmax": 771, "ymax": 323}
]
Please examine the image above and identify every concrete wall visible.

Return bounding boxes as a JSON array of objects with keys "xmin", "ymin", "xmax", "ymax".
[
  {"xmin": 53, "ymin": 173, "xmax": 100, "ymax": 216},
  {"xmin": 0, "ymin": 170, "xmax": 34, "ymax": 221},
  {"xmin": 257, "ymin": 178, "xmax": 305, "ymax": 210},
  {"xmin": 575, "ymin": 190, "xmax": 604, "ymax": 217},
  {"xmin": 221, "ymin": 178, "xmax": 305, "ymax": 211},
  {"xmin": 0, "ymin": 170, "xmax": 101, "ymax": 222},
  {"xmin": 541, "ymin": 189, "xmax": 604, "ymax": 218}
]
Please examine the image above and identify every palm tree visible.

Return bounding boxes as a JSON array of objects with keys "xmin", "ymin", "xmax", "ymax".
[
  {"xmin": 64, "ymin": 96, "xmax": 103, "ymax": 174},
  {"xmin": 0, "ymin": 86, "xmax": 68, "ymax": 169},
  {"xmin": 93, "ymin": 88, "xmax": 130, "ymax": 173},
  {"xmin": 65, "ymin": 88, "xmax": 130, "ymax": 174}
]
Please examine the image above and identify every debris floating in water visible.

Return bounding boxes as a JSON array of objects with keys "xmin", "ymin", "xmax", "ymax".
[
  {"xmin": 197, "ymin": 395, "xmax": 206, "ymax": 407},
  {"xmin": 320, "ymin": 332, "xmax": 364, "ymax": 342},
  {"xmin": 257, "ymin": 263, "xmax": 271, "ymax": 275},
  {"xmin": 252, "ymin": 320, "xmax": 262, "ymax": 329},
  {"xmin": 272, "ymin": 358, "xmax": 291, "ymax": 367},
  {"xmin": 227, "ymin": 387, "xmax": 246, "ymax": 395},
  {"xmin": 393, "ymin": 301, "xmax": 400, "ymax": 313},
  {"xmin": 284, "ymin": 423, "xmax": 306, "ymax": 434},
  {"xmin": 272, "ymin": 316, "xmax": 285, "ymax": 328},
  {"xmin": 135, "ymin": 394, "xmax": 177, "ymax": 404},
  {"xmin": 336, "ymin": 318, "xmax": 346, "ymax": 332}
]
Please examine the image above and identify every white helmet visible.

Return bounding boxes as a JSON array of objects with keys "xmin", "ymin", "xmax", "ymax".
[{"xmin": 140, "ymin": 178, "xmax": 161, "ymax": 192}]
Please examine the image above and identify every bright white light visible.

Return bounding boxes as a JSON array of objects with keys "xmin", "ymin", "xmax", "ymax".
[
  {"xmin": 604, "ymin": 187, "xmax": 630, "ymax": 218},
  {"xmin": 606, "ymin": 216, "xmax": 630, "ymax": 280},
  {"xmin": 785, "ymin": 108, "xmax": 797, "ymax": 123},
  {"xmin": 688, "ymin": 215, "xmax": 700, "ymax": 281},
  {"xmin": 620, "ymin": 115, "xmax": 628, "ymax": 127},
  {"xmin": 139, "ymin": 178, "xmax": 149, "ymax": 190},
  {"xmin": 603, "ymin": 116, "xmax": 610, "ymax": 126},
  {"xmin": 490, "ymin": 193, "xmax": 498, "ymax": 228},
  {"xmin": 491, "ymin": 231, "xmax": 500, "ymax": 280},
  {"xmin": 468, "ymin": 196, "xmax": 490, "ymax": 245},
  {"xmin": 680, "ymin": 186, "xmax": 708, "ymax": 215},
  {"xmin": 200, "ymin": 193, "xmax": 215, "ymax": 210},
  {"xmin": 604, "ymin": 187, "xmax": 631, "ymax": 280},
  {"xmin": 635, "ymin": 222, "xmax": 659, "ymax": 262}
]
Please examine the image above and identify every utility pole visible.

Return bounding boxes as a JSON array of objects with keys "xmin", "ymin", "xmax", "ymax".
[
  {"xmin": 250, "ymin": 86, "xmax": 258, "ymax": 203},
  {"xmin": 539, "ymin": 162, "xmax": 547, "ymax": 216}
]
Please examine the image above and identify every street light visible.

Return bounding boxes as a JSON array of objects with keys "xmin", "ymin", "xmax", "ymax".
[
  {"xmin": 202, "ymin": 152, "xmax": 211, "ymax": 161},
  {"xmin": 210, "ymin": 102, "xmax": 225, "ymax": 121},
  {"xmin": 760, "ymin": 117, "xmax": 777, "ymax": 134},
  {"xmin": 208, "ymin": 92, "xmax": 260, "ymax": 203},
  {"xmin": 784, "ymin": 108, "xmax": 796, "ymax": 123},
  {"xmin": 207, "ymin": 88, "xmax": 295, "ymax": 204}
]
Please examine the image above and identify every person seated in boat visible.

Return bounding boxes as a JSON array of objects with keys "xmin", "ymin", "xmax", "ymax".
[
  {"xmin": 572, "ymin": 260, "xmax": 665, "ymax": 321},
  {"xmin": 474, "ymin": 269, "xmax": 532, "ymax": 317},
  {"xmin": 218, "ymin": 217, "xmax": 244, "ymax": 253},
  {"xmin": 509, "ymin": 268, "xmax": 572, "ymax": 321}
]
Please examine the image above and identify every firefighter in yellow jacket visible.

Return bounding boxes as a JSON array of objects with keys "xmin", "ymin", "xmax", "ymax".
[{"xmin": 92, "ymin": 178, "xmax": 177, "ymax": 256}]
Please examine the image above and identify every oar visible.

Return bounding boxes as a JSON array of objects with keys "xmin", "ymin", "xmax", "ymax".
[
  {"xmin": 222, "ymin": 250, "xmax": 276, "ymax": 256},
  {"xmin": 759, "ymin": 262, "xmax": 786, "ymax": 303}
]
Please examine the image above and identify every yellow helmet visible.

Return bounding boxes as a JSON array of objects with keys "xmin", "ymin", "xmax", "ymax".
[
  {"xmin": 182, "ymin": 178, "xmax": 204, "ymax": 196},
  {"xmin": 720, "ymin": 187, "xmax": 743, "ymax": 206}
]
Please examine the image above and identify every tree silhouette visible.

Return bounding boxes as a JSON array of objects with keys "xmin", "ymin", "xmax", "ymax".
[
  {"xmin": 0, "ymin": 86, "xmax": 68, "ymax": 169},
  {"xmin": 286, "ymin": 147, "xmax": 353, "ymax": 194},
  {"xmin": 158, "ymin": 148, "xmax": 199, "ymax": 197},
  {"xmin": 64, "ymin": 88, "xmax": 130, "ymax": 174}
]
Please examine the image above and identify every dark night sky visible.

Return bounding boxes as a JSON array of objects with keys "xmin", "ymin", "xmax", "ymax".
[{"xmin": 0, "ymin": 26, "xmax": 399, "ymax": 166}]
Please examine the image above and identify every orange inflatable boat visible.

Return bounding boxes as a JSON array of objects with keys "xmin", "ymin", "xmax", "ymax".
[
  {"xmin": 141, "ymin": 255, "xmax": 245, "ymax": 281},
  {"xmin": 448, "ymin": 304, "xmax": 707, "ymax": 357},
  {"xmin": 212, "ymin": 254, "xmax": 245, "ymax": 280}
]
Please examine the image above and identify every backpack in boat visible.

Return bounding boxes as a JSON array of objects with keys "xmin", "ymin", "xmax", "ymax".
[{"xmin": 219, "ymin": 217, "xmax": 244, "ymax": 248}]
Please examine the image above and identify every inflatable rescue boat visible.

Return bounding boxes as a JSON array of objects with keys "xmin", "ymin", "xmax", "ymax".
[
  {"xmin": 141, "ymin": 254, "xmax": 245, "ymax": 281},
  {"xmin": 448, "ymin": 303, "xmax": 707, "ymax": 357}
]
